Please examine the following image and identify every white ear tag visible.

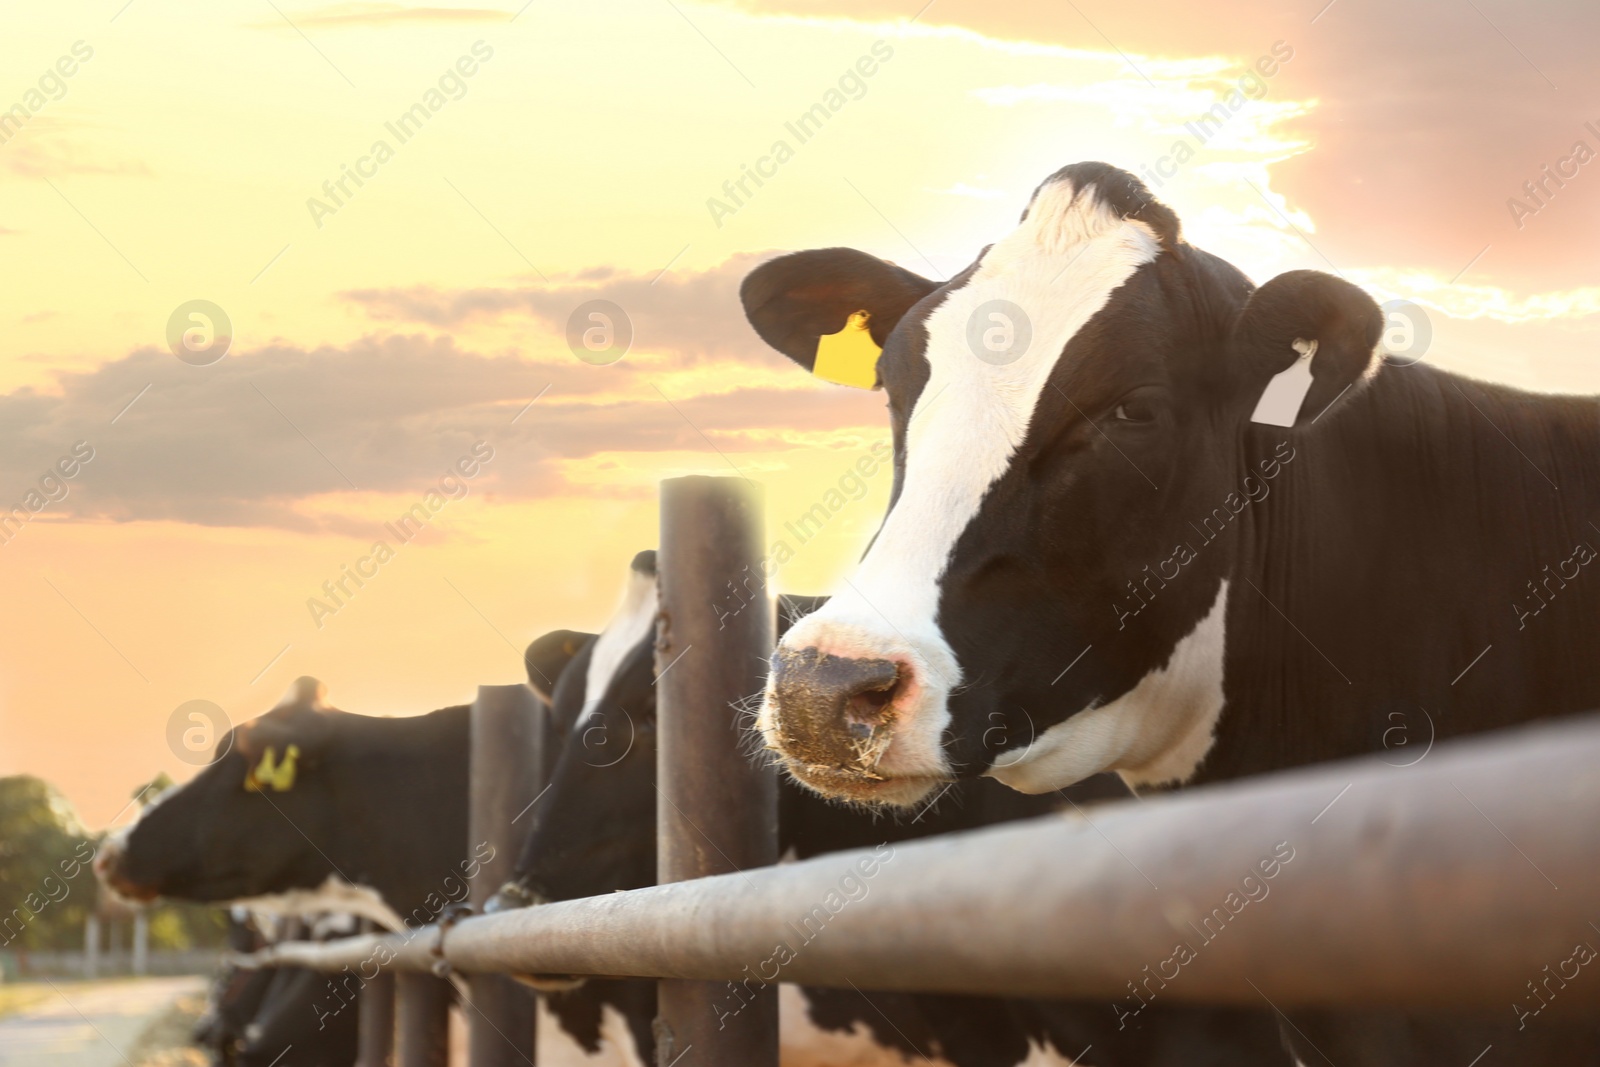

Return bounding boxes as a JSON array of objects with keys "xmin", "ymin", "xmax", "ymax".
[{"xmin": 1250, "ymin": 338, "xmax": 1318, "ymax": 427}]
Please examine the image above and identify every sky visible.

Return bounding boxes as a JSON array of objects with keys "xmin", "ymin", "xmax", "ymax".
[{"xmin": 2, "ymin": 0, "xmax": 1597, "ymax": 827}]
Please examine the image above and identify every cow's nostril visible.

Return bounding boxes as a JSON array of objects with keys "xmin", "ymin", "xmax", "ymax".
[
  {"xmin": 857, "ymin": 681, "xmax": 897, "ymax": 709},
  {"xmin": 772, "ymin": 648, "xmax": 906, "ymax": 769},
  {"xmin": 846, "ymin": 677, "xmax": 900, "ymax": 727}
]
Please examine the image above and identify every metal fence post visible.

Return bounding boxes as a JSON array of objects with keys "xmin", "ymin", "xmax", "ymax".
[
  {"xmin": 132, "ymin": 911, "xmax": 148, "ymax": 976},
  {"xmin": 656, "ymin": 476, "xmax": 779, "ymax": 1067},
  {"xmin": 468, "ymin": 683, "xmax": 545, "ymax": 1066},
  {"xmin": 84, "ymin": 913, "xmax": 99, "ymax": 979},
  {"xmin": 358, "ymin": 968, "xmax": 396, "ymax": 1067},
  {"xmin": 396, "ymin": 972, "xmax": 452, "ymax": 1067}
]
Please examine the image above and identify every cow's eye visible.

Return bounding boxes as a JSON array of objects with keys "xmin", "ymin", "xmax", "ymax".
[{"xmin": 1113, "ymin": 398, "xmax": 1156, "ymax": 424}]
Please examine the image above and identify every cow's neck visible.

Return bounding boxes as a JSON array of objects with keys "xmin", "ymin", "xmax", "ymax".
[
  {"xmin": 1196, "ymin": 361, "xmax": 1600, "ymax": 785},
  {"xmin": 325, "ymin": 705, "xmax": 473, "ymax": 922}
]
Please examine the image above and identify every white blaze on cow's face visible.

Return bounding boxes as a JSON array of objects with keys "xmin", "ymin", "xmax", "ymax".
[
  {"xmin": 581, "ymin": 556, "xmax": 658, "ymax": 726},
  {"xmin": 760, "ymin": 177, "xmax": 1165, "ymax": 805}
]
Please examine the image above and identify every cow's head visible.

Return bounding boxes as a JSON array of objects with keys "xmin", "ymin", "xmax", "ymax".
[
  {"xmin": 510, "ymin": 555, "xmax": 662, "ymax": 905},
  {"xmin": 238, "ymin": 964, "xmax": 359, "ymax": 1067},
  {"xmin": 96, "ymin": 678, "xmax": 346, "ymax": 902},
  {"xmin": 518, "ymin": 635, "xmax": 659, "ymax": 904},
  {"xmin": 504, "ymin": 561, "xmax": 826, "ymax": 907},
  {"xmin": 743, "ymin": 162, "xmax": 1382, "ymax": 806}
]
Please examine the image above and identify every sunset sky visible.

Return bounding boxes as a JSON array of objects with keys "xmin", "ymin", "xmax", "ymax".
[{"xmin": 3, "ymin": 0, "xmax": 1598, "ymax": 827}]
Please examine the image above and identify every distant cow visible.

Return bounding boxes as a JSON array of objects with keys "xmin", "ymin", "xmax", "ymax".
[
  {"xmin": 93, "ymin": 678, "xmax": 508, "ymax": 1056},
  {"xmin": 740, "ymin": 162, "xmax": 1600, "ymax": 1064},
  {"xmin": 193, "ymin": 914, "xmax": 358, "ymax": 1067},
  {"xmin": 233, "ymin": 965, "xmax": 360, "ymax": 1067},
  {"xmin": 96, "ymin": 678, "xmax": 485, "ymax": 931},
  {"xmin": 497, "ymin": 554, "xmax": 1286, "ymax": 1066},
  {"xmin": 93, "ymin": 644, "xmax": 660, "ymax": 1066},
  {"xmin": 192, "ymin": 914, "xmax": 279, "ymax": 1065}
]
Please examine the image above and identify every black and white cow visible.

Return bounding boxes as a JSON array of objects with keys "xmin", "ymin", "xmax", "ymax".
[
  {"xmin": 192, "ymin": 915, "xmax": 280, "ymax": 1065},
  {"xmin": 497, "ymin": 554, "xmax": 1287, "ymax": 1066},
  {"xmin": 232, "ymin": 957, "xmax": 360, "ymax": 1067},
  {"xmin": 192, "ymin": 914, "xmax": 360, "ymax": 1067},
  {"xmin": 197, "ymin": 964, "xmax": 342, "ymax": 1067},
  {"xmin": 740, "ymin": 162, "xmax": 1600, "ymax": 1063},
  {"xmin": 94, "ymin": 647, "xmax": 673, "ymax": 1066},
  {"xmin": 93, "ymin": 683, "xmax": 488, "ymax": 1060},
  {"xmin": 743, "ymin": 159, "xmax": 1600, "ymax": 800},
  {"xmin": 95, "ymin": 679, "xmax": 485, "ymax": 932}
]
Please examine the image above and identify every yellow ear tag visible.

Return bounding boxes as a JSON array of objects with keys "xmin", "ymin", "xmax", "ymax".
[
  {"xmin": 246, "ymin": 744, "xmax": 300, "ymax": 793},
  {"xmin": 814, "ymin": 311, "xmax": 881, "ymax": 389}
]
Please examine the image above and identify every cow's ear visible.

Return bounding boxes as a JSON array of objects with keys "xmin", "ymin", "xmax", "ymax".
[
  {"xmin": 524, "ymin": 629, "xmax": 595, "ymax": 704},
  {"xmin": 740, "ymin": 249, "xmax": 938, "ymax": 388},
  {"xmin": 237, "ymin": 678, "xmax": 335, "ymax": 763},
  {"xmin": 1230, "ymin": 270, "xmax": 1383, "ymax": 429}
]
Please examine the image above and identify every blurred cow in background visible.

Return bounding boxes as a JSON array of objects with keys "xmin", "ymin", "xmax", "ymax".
[{"xmin": 191, "ymin": 910, "xmax": 359, "ymax": 1067}]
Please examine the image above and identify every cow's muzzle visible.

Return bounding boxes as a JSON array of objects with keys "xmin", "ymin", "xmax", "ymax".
[
  {"xmin": 770, "ymin": 646, "xmax": 906, "ymax": 772},
  {"xmin": 92, "ymin": 844, "xmax": 160, "ymax": 904}
]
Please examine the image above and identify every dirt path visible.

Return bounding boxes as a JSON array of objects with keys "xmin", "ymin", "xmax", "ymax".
[{"xmin": 0, "ymin": 977, "xmax": 206, "ymax": 1067}]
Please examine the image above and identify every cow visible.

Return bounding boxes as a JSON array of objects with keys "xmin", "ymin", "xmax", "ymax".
[
  {"xmin": 95, "ymin": 679, "xmax": 482, "ymax": 933},
  {"xmin": 196, "ymin": 963, "xmax": 351, "ymax": 1067},
  {"xmin": 231, "ymin": 965, "xmax": 361, "ymax": 1067},
  {"xmin": 192, "ymin": 913, "xmax": 360, "ymax": 1067},
  {"xmin": 93, "ymin": 681, "xmax": 491, "ymax": 1058},
  {"xmin": 196, "ymin": 966, "xmax": 281, "ymax": 1065},
  {"xmin": 93, "ymin": 620, "xmax": 670, "ymax": 1066},
  {"xmin": 494, "ymin": 554, "xmax": 1288, "ymax": 1066},
  {"xmin": 192, "ymin": 913, "xmax": 281, "ymax": 1065},
  {"xmin": 738, "ymin": 161, "xmax": 1600, "ymax": 1063}
]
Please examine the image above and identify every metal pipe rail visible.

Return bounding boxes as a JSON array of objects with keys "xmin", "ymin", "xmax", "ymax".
[{"xmin": 234, "ymin": 712, "xmax": 1600, "ymax": 1015}]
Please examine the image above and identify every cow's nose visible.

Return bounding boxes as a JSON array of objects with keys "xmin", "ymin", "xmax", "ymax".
[
  {"xmin": 93, "ymin": 841, "xmax": 158, "ymax": 901},
  {"xmin": 92, "ymin": 843, "xmax": 119, "ymax": 879},
  {"xmin": 771, "ymin": 647, "xmax": 904, "ymax": 769}
]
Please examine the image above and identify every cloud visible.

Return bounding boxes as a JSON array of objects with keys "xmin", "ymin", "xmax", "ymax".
[
  {"xmin": 2, "ymin": 141, "xmax": 151, "ymax": 180},
  {"xmin": 714, "ymin": 0, "xmax": 1600, "ymax": 296},
  {"xmin": 1350, "ymin": 267, "xmax": 1600, "ymax": 325},
  {"xmin": 343, "ymin": 252, "xmax": 791, "ymax": 365},
  {"xmin": 0, "ymin": 257, "xmax": 885, "ymax": 530},
  {"xmin": 0, "ymin": 117, "xmax": 152, "ymax": 180}
]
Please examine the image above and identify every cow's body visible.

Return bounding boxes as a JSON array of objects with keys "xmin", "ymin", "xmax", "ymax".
[
  {"xmin": 738, "ymin": 162, "xmax": 1600, "ymax": 1064},
  {"xmin": 1187, "ymin": 361, "xmax": 1600, "ymax": 786},
  {"xmin": 497, "ymin": 556, "xmax": 1286, "ymax": 1067}
]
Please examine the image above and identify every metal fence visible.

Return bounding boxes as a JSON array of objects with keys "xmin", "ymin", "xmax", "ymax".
[
  {"xmin": 0, "ymin": 949, "xmax": 220, "ymax": 981},
  {"xmin": 233, "ymin": 475, "xmax": 1600, "ymax": 1067}
]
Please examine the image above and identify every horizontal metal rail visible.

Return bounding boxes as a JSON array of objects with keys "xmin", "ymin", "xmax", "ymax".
[{"xmin": 234, "ymin": 714, "xmax": 1600, "ymax": 1015}]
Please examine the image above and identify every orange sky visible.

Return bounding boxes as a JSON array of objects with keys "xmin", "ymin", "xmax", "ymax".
[{"xmin": 2, "ymin": 0, "xmax": 1597, "ymax": 827}]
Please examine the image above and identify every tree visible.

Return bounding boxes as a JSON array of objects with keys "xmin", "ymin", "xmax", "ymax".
[{"xmin": 0, "ymin": 776, "xmax": 97, "ymax": 951}]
